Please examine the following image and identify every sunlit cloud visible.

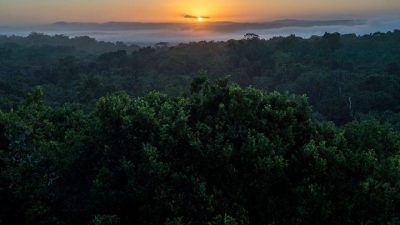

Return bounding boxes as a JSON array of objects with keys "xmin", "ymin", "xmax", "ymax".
[{"xmin": 183, "ymin": 14, "xmax": 210, "ymax": 19}]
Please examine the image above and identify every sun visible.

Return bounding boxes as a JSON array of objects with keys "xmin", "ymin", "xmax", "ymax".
[{"xmin": 197, "ymin": 16, "xmax": 203, "ymax": 22}]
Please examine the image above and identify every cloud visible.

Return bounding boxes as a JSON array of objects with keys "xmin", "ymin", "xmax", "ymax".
[{"xmin": 183, "ymin": 14, "xmax": 210, "ymax": 19}]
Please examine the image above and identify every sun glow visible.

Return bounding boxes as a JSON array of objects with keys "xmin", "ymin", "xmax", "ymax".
[{"xmin": 197, "ymin": 16, "xmax": 203, "ymax": 22}]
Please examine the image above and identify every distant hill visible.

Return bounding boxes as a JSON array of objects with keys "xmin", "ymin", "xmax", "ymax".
[{"xmin": 43, "ymin": 19, "xmax": 365, "ymax": 32}]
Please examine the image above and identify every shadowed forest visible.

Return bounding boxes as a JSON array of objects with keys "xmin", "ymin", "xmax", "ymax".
[
  {"xmin": 1, "ymin": 31, "xmax": 400, "ymax": 225},
  {"xmin": 1, "ymin": 31, "xmax": 400, "ymax": 124}
]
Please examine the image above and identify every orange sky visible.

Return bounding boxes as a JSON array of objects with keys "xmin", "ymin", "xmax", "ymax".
[{"xmin": 1, "ymin": 0, "xmax": 400, "ymax": 24}]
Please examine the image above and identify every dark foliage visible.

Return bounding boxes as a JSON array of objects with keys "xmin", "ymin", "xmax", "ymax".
[
  {"xmin": 1, "ymin": 31, "xmax": 400, "ymax": 225},
  {"xmin": 1, "ymin": 81, "xmax": 399, "ymax": 225}
]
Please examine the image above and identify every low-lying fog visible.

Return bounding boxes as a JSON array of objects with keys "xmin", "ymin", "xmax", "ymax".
[{"xmin": 1, "ymin": 17, "xmax": 399, "ymax": 45}]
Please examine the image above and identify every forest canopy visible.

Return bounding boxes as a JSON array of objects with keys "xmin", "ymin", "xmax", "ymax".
[
  {"xmin": 1, "ymin": 31, "xmax": 400, "ymax": 225},
  {"xmin": 0, "ymin": 31, "xmax": 400, "ymax": 125},
  {"xmin": 1, "ymin": 79, "xmax": 400, "ymax": 225}
]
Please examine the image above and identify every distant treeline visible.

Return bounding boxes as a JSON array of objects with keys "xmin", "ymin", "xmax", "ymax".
[
  {"xmin": 0, "ymin": 31, "xmax": 400, "ymax": 126},
  {"xmin": 0, "ymin": 33, "xmax": 139, "ymax": 55}
]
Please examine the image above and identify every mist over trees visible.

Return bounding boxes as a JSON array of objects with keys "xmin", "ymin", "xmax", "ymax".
[{"xmin": 1, "ymin": 31, "xmax": 400, "ymax": 225}]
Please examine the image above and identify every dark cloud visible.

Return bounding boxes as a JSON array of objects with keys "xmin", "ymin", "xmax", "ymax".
[{"xmin": 183, "ymin": 14, "xmax": 210, "ymax": 19}]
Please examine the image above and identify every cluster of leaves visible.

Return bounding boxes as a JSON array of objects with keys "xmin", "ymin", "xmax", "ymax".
[
  {"xmin": 0, "ymin": 31, "xmax": 400, "ymax": 125},
  {"xmin": 1, "ymin": 79, "xmax": 399, "ymax": 225}
]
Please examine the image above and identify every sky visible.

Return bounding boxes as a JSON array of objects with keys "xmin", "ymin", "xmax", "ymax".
[{"xmin": 1, "ymin": 0, "xmax": 400, "ymax": 25}]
